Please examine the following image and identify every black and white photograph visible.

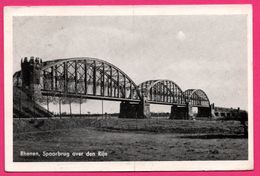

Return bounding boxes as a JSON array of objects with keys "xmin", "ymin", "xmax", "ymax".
[{"xmin": 5, "ymin": 5, "xmax": 253, "ymax": 171}]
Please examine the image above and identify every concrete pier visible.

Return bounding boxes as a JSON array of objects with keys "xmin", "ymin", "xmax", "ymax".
[
  {"xmin": 169, "ymin": 104, "xmax": 189, "ymax": 120},
  {"xmin": 119, "ymin": 100, "xmax": 151, "ymax": 119}
]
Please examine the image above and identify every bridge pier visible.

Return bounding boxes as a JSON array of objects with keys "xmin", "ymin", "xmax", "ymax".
[
  {"xmin": 169, "ymin": 104, "xmax": 189, "ymax": 120},
  {"xmin": 119, "ymin": 100, "xmax": 151, "ymax": 119},
  {"xmin": 21, "ymin": 57, "xmax": 42, "ymax": 100},
  {"xmin": 197, "ymin": 107, "xmax": 212, "ymax": 118}
]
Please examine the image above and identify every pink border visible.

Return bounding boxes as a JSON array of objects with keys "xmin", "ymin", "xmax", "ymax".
[{"xmin": 1, "ymin": 0, "xmax": 259, "ymax": 175}]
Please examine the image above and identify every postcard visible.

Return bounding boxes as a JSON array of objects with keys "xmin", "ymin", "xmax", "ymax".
[{"xmin": 4, "ymin": 5, "xmax": 253, "ymax": 171}]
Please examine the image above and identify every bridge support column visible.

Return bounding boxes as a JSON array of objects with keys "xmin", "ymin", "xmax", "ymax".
[
  {"xmin": 119, "ymin": 100, "xmax": 151, "ymax": 119},
  {"xmin": 187, "ymin": 103, "xmax": 193, "ymax": 119},
  {"xmin": 197, "ymin": 107, "xmax": 212, "ymax": 118},
  {"xmin": 142, "ymin": 100, "xmax": 151, "ymax": 118},
  {"xmin": 210, "ymin": 103, "xmax": 216, "ymax": 118},
  {"xmin": 169, "ymin": 104, "xmax": 190, "ymax": 120}
]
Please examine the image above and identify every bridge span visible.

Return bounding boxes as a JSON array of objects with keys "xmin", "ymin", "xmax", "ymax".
[{"xmin": 13, "ymin": 56, "xmax": 212, "ymax": 119}]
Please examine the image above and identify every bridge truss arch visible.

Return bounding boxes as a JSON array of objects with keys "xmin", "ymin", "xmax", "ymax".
[
  {"xmin": 15, "ymin": 57, "xmax": 142, "ymax": 102},
  {"xmin": 184, "ymin": 89, "xmax": 210, "ymax": 107},
  {"xmin": 138, "ymin": 79, "xmax": 186, "ymax": 105},
  {"xmin": 41, "ymin": 57, "xmax": 142, "ymax": 101}
]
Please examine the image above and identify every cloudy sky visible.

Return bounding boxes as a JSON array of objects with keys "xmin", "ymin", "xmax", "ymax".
[{"xmin": 13, "ymin": 15, "xmax": 249, "ymax": 113}]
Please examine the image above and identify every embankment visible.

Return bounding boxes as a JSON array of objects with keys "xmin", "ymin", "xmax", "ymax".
[{"xmin": 13, "ymin": 117, "xmax": 246, "ymax": 135}]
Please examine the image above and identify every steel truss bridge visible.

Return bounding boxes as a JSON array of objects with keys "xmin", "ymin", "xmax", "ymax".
[{"xmin": 13, "ymin": 57, "xmax": 212, "ymax": 119}]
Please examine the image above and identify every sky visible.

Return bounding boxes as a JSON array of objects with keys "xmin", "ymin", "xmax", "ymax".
[{"xmin": 13, "ymin": 15, "xmax": 249, "ymax": 113}]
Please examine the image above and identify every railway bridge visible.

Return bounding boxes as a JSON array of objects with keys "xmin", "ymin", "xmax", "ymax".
[{"xmin": 13, "ymin": 57, "xmax": 212, "ymax": 119}]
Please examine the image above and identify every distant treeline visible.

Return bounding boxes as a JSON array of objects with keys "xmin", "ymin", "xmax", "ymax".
[
  {"xmin": 151, "ymin": 112, "xmax": 170, "ymax": 117},
  {"xmin": 52, "ymin": 112, "xmax": 119, "ymax": 117}
]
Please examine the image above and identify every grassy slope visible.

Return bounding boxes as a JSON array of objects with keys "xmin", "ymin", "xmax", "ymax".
[
  {"xmin": 13, "ymin": 118, "xmax": 248, "ymax": 161},
  {"xmin": 14, "ymin": 117, "xmax": 245, "ymax": 134}
]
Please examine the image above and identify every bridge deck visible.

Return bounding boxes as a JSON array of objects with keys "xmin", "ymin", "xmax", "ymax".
[{"xmin": 42, "ymin": 90, "xmax": 141, "ymax": 103}]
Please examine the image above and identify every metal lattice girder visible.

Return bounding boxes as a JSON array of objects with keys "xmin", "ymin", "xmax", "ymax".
[
  {"xmin": 138, "ymin": 79, "xmax": 186, "ymax": 105},
  {"xmin": 40, "ymin": 57, "xmax": 141, "ymax": 102},
  {"xmin": 184, "ymin": 89, "xmax": 210, "ymax": 107},
  {"xmin": 13, "ymin": 57, "xmax": 212, "ymax": 107},
  {"xmin": 42, "ymin": 57, "xmax": 141, "ymax": 101}
]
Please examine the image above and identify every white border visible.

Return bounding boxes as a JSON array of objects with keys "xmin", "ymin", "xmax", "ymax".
[{"xmin": 4, "ymin": 5, "xmax": 253, "ymax": 172}]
